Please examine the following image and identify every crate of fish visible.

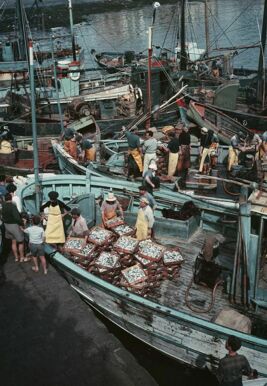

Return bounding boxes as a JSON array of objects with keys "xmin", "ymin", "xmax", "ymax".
[
  {"xmin": 121, "ymin": 263, "xmax": 147, "ymax": 286},
  {"xmin": 138, "ymin": 240, "xmax": 165, "ymax": 262},
  {"xmin": 64, "ymin": 237, "xmax": 87, "ymax": 254},
  {"xmin": 87, "ymin": 226, "xmax": 114, "ymax": 246},
  {"xmin": 113, "ymin": 236, "xmax": 139, "ymax": 254},
  {"xmin": 94, "ymin": 251, "xmax": 120, "ymax": 272},
  {"xmin": 134, "ymin": 253, "xmax": 157, "ymax": 268},
  {"xmin": 72, "ymin": 243, "xmax": 96, "ymax": 260},
  {"xmin": 112, "ymin": 224, "xmax": 135, "ymax": 237},
  {"xmin": 163, "ymin": 249, "xmax": 184, "ymax": 266},
  {"xmin": 105, "ymin": 216, "xmax": 124, "ymax": 230}
]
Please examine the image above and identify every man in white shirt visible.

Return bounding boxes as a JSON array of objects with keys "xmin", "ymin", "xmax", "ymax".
[
  {"xmin": 135, "ymin": 197, "xmax": 155, "ymax": 240},
  {"xmin": 142, "ymin": 130, "xmax": 157, "ymax": 175},
  {"xmin": 68, "ymin": 208, "xmax": 88, "ymax": 242}
]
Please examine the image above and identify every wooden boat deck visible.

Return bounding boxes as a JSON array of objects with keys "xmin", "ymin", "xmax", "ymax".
[{"xmin": 153, "ymin": 228, "xmax": 231, "ymax": 322}]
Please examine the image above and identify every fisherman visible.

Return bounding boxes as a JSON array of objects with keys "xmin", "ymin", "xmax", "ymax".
[
  {"xmin": 122, "ymin": 126, "xmax": 143, "ymax": 180},
  {"xmin": 217, "ymin": 335, "xmax": 256, "ymax": 386},
  {"xmin": 165, "ymin": 131, "xmax": 180, "ymax": 176},
  {"xmin": 76, "ymin": 134, "xmax": 96, "ymax": 162},
  {"xmin": 142, "ymin": 130, "xmax": 157, "ymax": 175},
  {"xmin": 177, "ymin": 125, "xmax": 191, "ymax": 182},
  {"xmin": 68, "ymin": 208, "xmax": 88, "ymax": 240},
  {"xmin": 135, "ymin": 197, "xmax": 155, "ymax": 240},
  {"xmin": 199, "ymin": 127, "xmax": 218, "ymax": 174},
  {"xmin": 143, "ymin": 161, "xmax": 159, "ymax": 195},
  {"xmin": 63, "ymin": 128, "xmax": 78, "ymax": 160},
  {"xmin": 138, "ymin": 185, "xmax": 157, "ymax": 211},
  {"xmin": 40, "ymin": 191, "xmax": 71, "ymax": 247},
  {"xmin": 227, "ymin": 132, "xmax": 246, "ymax": 172},
  {"xmin": 101, "ymin": 192, "xmax": 124, "ymax": 227}
]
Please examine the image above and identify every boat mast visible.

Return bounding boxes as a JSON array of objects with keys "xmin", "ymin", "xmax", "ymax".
[
  {"xmin": 68, "ymin": 0, "xmax": 76, "ymax": 61},
  {"xmin": 180, "ymin": 0, "xmax": 187, "ymax": 70},
  {"xmin": 16, "ymin": 0, "xmax": 28, "ymax": 61},
  {"xmin": 51, "ymin": 38, "xmax": 65, "ymax": 135},
  {"xmin": 29, "ymin": 40, "xmax": 40, "ymax": 213},
  {"xmin": 204, "ymin": 0, "xmax": 210, "ymax": 57},
  {"xmin": 257, "ymin": 0, "xmax": 267, "ymax": 106},
  {"xmin": 146, "ymin": 2, "xmax": 160, "ymax": 129}
]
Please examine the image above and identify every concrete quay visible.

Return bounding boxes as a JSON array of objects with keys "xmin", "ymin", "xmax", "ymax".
[{"xmin": 0, "ymin": 256, "xmax": 157, "ymax": 386}]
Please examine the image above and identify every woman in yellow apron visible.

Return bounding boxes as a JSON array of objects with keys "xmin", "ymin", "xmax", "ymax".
[
  {"xmin": 40, "ymin": 191, "xmax": 71, "ymax": 246},
  {"xmin": 101, "ymin": 192, "xmax": 123, "ymax": 227},
  {"xmin": 135, "ymin": 197, "xmax": 155, "ymax": 240}
]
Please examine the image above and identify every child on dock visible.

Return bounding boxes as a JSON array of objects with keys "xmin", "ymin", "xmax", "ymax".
[{"xmin": 24, "ymin": 215, "xmax": 47, "ymax": 275}]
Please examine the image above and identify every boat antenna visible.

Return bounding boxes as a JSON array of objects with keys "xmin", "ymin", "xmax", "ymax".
[
  {"xmin": 204, "ymin": 0, "xmax": 210, "ymax": 57},
  {"xmin": 29, "ymin": 40, "xmax": 40, "ymax": 213},
  {"xmin": 146, "ymin": 2, "xmax": 161, "ymax": 129},
  {"xmin": 256, "ymin": 0, "xmax": 267, "ymax": 107},
  {"xmin": 68, "ymin": 0, "xmax": 76, "ymax": 62}
]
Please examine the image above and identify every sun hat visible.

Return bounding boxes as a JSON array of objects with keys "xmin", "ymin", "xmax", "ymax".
[
  {"xmin": 140, "ymin": 197, "xmax": 149, "ymax": 204},
  {"xmin": 201, "ymin": 127, "xmax": 208, "ymax": 133},
  {"xmin": 107, "ymin": 192, "xmax": 116, "ymax": 201}
]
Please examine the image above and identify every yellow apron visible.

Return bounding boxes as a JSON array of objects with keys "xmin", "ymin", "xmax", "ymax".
[
  {"xmin": 129, "ymin": 148, "xmax": 143, "ymax": 173},
  {"xmin": 102, "ymin": 205, "xmax": 117, "ymax": 227},
  {"xmin": 168, "ymin": 152, "xmax": 179, "ymax": 176},
  {"xmin": 45, "ymin": 204, "xmax": 65, "ymax": 244},
  {"xmin": 135, "ymin": 209, "xmax": 148, "ymax": 240},
  {"xmin": 228, "ymin": 146, "xmax": 239, "ymax": 171}
]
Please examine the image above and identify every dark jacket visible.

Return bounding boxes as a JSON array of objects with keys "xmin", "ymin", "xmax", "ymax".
[{"xmin": 2, "ymin": 202, "xmax": 23, "ymax": 225}]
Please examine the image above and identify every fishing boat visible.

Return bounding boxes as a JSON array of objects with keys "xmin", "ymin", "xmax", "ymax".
[
  {"xmin": 187, "ymin": 100, "xmax": 251, "ymax": 145},
  {"xmin": 0, "ymin": 115, "xmax": 98, "ymax": 175},
  {"xmin": 16, "ymin": 172, "xmax": 267, "ymax": 378}
]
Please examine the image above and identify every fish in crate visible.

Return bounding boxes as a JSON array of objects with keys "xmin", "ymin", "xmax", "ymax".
[
  {"xmin": 105, "ymin": 216, "xmax": 124, "ymax": 230},
  {"xmin": 112, "ymin": 224, "xmax": 135, "ymax": 237},
  {"xmin": 95, "ymin": 251, "xmax": 121, "ymax": 272},
  {"xmin": 163, "ymin": 249, "xmax": 184, "ymax": 266},
  {"xmin": 121, "ymin": 263, "xmax": 147, "ymax": 286},
  {"xmin": 138, "ymin": 240, "xmax": 166, "ymax": 262},
  {"xmin": 113, "ymin": 236, "xmax": 139, "ymax": 254},
  {"xmin": 87, "ymin": 226, "xmax": 114, "ymax": 246}
]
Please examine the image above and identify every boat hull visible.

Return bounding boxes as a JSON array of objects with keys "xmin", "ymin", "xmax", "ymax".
[{"xmin": 50, "ymin": 250, "xmax": 267, "ymax": 377}]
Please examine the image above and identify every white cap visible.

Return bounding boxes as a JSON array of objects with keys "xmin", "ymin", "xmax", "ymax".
[{"xmin": 201, "ymin": 127, "xmax": 208, "ymax": 133}]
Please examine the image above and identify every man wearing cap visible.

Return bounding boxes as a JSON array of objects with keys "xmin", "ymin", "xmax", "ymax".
[
  {"xmin": 228, "ymin": 132, "xmax": 246, "ymax": 172},
  {"xmin": 142, "ymin": 130, "xmax": 157, "ymax": 175},
  {"xmin": 143, "ymin": 161, "xmax": 159, "ymax": 195},
  {"xmin": 135, "ymin": 197, "xmax": 155, "ymax": 240},
  {"xmin": 122, "ymin": 126, "xmax": 143, "ymax": 179},
  {"xmin": 101, "ymin": 192, "xmax": 124, "ymax": 227},
  {"xmin": 199, "ymin": 127, "xmax": 218, "ymax": 173},
  {"xmin": 138, "ymin": 185, "xmax": 157, "ymax": 211}
]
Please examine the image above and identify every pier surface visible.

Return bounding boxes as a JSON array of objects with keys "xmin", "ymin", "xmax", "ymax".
[{"xmin": 0, "ymin": 257, "xmax": 157, "ymax": 386}]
